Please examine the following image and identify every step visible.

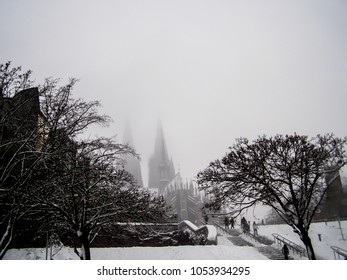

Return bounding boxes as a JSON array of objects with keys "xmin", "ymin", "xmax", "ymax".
[
  {"xmin": 248, "ymin": 234, "xmax": 273, "ymax": 245},
  {"xmin": 227, "ymin": 236, "xmax": 254, "ymax": 247},
  {"xmin": 257, "ymin": 246, "xmax": 294, "ymax": 260},
  {"xmin": 228, "ymin": 228, "xmax": 241, "ymax": 236}
]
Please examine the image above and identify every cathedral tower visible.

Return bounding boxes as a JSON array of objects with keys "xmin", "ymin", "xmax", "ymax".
[
  {"xmin": 122, "ymin": 123, "xmax": 143, "ymax": 187},
  {"xmin": 148, "ymin": 122, "xmax": 175, "ymax": 193}
]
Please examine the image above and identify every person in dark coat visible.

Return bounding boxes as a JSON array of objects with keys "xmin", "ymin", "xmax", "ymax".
[
  {"xmin": 241, "ymin": 217, "xmax": 249, "ymax": 234},
  {"xmin": 224, "ymin": 216, "xmax": 230, "ymax": 229},
  {"xmin": 282, "ymin": 244, "xmax": 289, "ymax": 260},
  {"xmin": 253, "ymin": 221, "xmax": 258, "ymax": 236},
  {"xmin": 230, "ymin": 217, "xmax": 235, "ymax": 229}
]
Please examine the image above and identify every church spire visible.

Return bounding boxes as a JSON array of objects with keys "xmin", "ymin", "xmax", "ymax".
[
  {"xmin": 148, "ymin": 121, "xmax": 175, "ymax": 193},
  {"xmin": 122, "ymin": 121, "xmax": 143, "ymax": 187},
  {"xmin": 154, "ymin": 120, "xmax": 170, "ymax": 163}
]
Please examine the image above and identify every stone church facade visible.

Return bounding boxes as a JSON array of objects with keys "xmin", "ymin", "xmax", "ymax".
[{"xmin": 146, "ymin": 122, "xmax": 204, "ymax": 224}]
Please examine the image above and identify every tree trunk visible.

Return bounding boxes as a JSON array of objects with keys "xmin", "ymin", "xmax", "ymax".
[
  {"xmin": 78, "ymin": 229, "xmax": 91, "ymax": 260},
  {"xmin": 300, "ymin": 228, "xmax": 316, "ymax": 260},
  {"xmin": 0, "ymin": 216, "xmax": 15, "ymax": 260}
]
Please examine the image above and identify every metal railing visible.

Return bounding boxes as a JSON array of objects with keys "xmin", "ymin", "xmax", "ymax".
[
  {"xmin": 272, "ymin": 233, "xmax": 307, "ymax": 257},
  {"xmin": 213, "ymin": 222, "xmax": 229, "ymax": 236},
  {"xmin": 331, "ymin": 246, "xmax": 347, "ymax": 260}
]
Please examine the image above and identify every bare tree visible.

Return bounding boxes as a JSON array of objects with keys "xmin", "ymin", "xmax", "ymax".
[
  {"xmin": 197, "ymin": 134, "xmax": 347, "ymax": 259},
  {"xmin": 0, "ymin": 62, "xmax": 41, "ymax": 259},
  {"xmin": 39, "ymin": 77, "xmax": 111, "ymax": 141},
  {"xmin": 0, "ymin": 62, "xmax": 33, "ymax": 97},
  {"xmin": 1, "ymin": 62, "xmax": 170, "ymax": 260},
  {"xmin": 31, "ymin": 137, "xmax": 169, "ymax": 260},
  {"xmin": 30, "ymin": 76, "xmax": 169, "ymax": 260},
  {"xmin": 28, "ymin": 77, "xmax": 131, "ymax": 259},
  {"xmin": 31, "ymin": 137, "xmax": 131, "ymax": 259}
]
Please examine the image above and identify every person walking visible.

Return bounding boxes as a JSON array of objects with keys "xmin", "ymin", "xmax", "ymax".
[
  {"xmin": 230, "ymin": 217, "xmax": 235, "ymax": 229},
  {"xmin": 282, "ymin": 244, "xmax": 289, "ymax": 260},
  {"xmin": 224, "ymin": 216, "xmax": 230, "ymax": 230},
  {"xmin": 241, "ymin": 217, "xmax": 247, "ymax": 234},
  {"xmin": 253, "ymin": 221, "xmax": 258, "ymax": 236}
]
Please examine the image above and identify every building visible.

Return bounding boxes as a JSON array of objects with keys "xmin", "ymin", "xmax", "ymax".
[
  {"xmin": 147, "ymin": 122, "xmax": 205, "ymax": 224},
  {"xmin": 0, "ymin": 87, "xmax": 48, "ymax": 180},
  {"xmin": 0, "ymin": 87, "xmax": 43, "ymax": 147},
  {"xmin": 314, "ymin": 170, "xmax": 347, "ymax": 221},
  {"xmin": 122, "ymin": 124, "xmax": 143, "ymax": 187},
  {"xmin": 163, "ymin": 172, "xmax": 204, "ymax": 224},
  {"xmin": 265, "ymin": 169, "xmax": 347, "ymax": 224},
  {"xmin": 148, "ymin": 122, "xmax": 175, "ymax": 193},
  {"xmin": 0, "ymin": 87, "xmax": 49, "ymax": 249}
]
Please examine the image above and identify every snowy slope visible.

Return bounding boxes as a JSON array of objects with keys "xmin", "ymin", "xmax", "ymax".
[
  {"xmin": 258, "ymin": 220, "xmax": 347, "ymax": 260},
  {"xmin": 3, "ymin": 221, "xmax": 346, "ymax": 260},
  {"xmin": 3, "ymin": 236, "xmax": 267, "ymax": 260}
]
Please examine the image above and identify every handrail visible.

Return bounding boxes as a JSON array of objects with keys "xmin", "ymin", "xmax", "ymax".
[
  {"xmin": 331, "ymin": 246, "xmax": 347, "ymax": 260},
  {"xmin": 272, "ymin": 233, "xmax": 307, "ymax": 257},
  {"xmin": 213, "ymin": 222, "xmax": 229, "ymax": 235}
]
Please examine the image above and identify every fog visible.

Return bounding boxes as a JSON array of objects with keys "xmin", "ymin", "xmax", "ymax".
[{"xmin": 1, "ymin": 0, "xmax": 347, "ymax": 184}]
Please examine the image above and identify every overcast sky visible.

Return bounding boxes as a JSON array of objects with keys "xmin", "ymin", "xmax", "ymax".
[{"xmin": 1, "ymin": 0, "xmax": 347, "ymax": 185}]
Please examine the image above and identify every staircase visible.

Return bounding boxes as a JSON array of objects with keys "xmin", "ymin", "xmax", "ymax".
[
  {"xmin": 228, "ymin": 228, "xmax": 242, "ymax": 236},
  {"xmin": 256, "ymin": 246, "xmax": 293, "ymax": 260},
  {"xmin": 247, "ymin": 233, "xmax": 273, "ymax": 245},
  {"xmin": 225, "ymin": 227, "xmax": 254, "ymax": 247},
  {"xmin": 227, "ymin": 236, "xmax": 254, "ymax": 247},
  {"xmin": 222, "ymin": 226, "xmax": 294, "ymax": 260}
]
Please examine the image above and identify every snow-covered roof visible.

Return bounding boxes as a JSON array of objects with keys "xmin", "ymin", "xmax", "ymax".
[{"xmin": 181, "ymin": 220, "xmax": 199, "ymax": 231}]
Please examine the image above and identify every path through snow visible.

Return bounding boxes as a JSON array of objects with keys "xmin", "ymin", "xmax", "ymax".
[{"xmin": 4, "ymin": 236, "xmax": 268, "ymax": 260}]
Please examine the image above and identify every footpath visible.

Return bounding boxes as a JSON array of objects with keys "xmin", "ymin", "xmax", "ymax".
[{"xmin": 219, "ymin": 226, "xmax": 300, "ymax": 260}]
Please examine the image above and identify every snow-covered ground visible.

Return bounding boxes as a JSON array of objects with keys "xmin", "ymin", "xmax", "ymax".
[
  {"xmin": 3, "ymin": 236, "xmax": 268, "ymax": 260},
  {"xmin": 3, "ymin": 221, "xmax": 346, "ymax": 260},
  {"xmin": 257, "ymin": 220, "xmax": 347, "ymax": 260}
]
